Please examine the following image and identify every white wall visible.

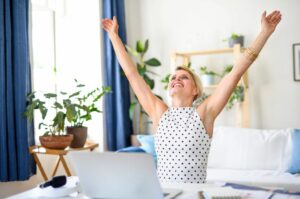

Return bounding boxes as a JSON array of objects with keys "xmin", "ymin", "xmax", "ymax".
[{"xmin": 125, "ymin": 0, "xmax": 300, "ymax": 129}]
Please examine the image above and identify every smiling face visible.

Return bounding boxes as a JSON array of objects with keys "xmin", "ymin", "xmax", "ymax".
[{"xmin": 168, "ymin": 69, "xmax": 198, "ymax": 100}]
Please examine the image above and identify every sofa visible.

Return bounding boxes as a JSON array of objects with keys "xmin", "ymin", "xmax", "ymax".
[
  {"xmin": 118, "ymin": 126, "xmax": 300, "ymax": 191},
  {"xmin": 206, "ymin": 126, "xmax": 300, "ymax": 191}
]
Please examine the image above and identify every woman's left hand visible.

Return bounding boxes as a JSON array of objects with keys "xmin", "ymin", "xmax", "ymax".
[{"xmin": 261, "ymin": 10, "xmax": 282, "ymax": 35}]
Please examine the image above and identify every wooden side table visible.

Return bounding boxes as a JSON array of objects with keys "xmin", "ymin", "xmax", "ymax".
[{"xmin": 29, "ymin": 141, "xmax": 98, "ymax": 181}]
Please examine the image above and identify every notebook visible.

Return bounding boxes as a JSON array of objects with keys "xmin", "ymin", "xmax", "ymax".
[
  {"xmin": 201, "ymin": 187, "xmax": 242, "ymax": 199},
  {"xmin": 69, "ymin": 152, "xmax": 182, "ymax": 199}
]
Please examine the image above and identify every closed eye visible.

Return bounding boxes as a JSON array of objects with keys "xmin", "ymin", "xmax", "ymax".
[{"xmin": 179, "ymin": 75, "xmax": 189, "ymax": 80}]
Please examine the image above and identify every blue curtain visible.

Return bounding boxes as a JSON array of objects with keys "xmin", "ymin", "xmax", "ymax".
[
  {"xmin": 102, "ymin": 0, "xmax": 132, "ymax": 151},
  {"xmin": 0, "ymin": 0, "xmax": 35, "ymax": 181}
]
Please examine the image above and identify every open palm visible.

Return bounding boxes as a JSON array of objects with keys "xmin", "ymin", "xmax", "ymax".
[
  {"xmin": 101, "ymin": 16, "xmax": 119, "ymax": 35},
  {"xmin": 261, "ymin": 10, "xmax": 282, "ymax": 34}
]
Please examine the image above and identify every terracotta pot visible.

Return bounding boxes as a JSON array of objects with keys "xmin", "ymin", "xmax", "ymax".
[
  {"xmin": 66, "ymin": 126, "xmax": 87, "ymax": 148},
  {"xmin": 39, "ymin": 134, "xmax": 73, "ymax": 149}
]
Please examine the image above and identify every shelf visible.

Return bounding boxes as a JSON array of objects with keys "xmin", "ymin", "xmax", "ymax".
[{"xmin": 174, "ymin": 46, "xmax": 245, "ymax": 57}]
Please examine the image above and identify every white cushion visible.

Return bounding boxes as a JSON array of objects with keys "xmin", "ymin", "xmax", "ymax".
[{"xmin": 207, "ymin": 126, "xmax": 292, "ymax": 170}]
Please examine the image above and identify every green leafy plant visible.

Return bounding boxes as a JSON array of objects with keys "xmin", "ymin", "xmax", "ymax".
[
  {"xmin": 200, "ymin": 66, "xmax": 220, "ymax": 76},
  {"xmin": 24, "ymin": 80, "xmax": 111, "ymax": 136},
  {"xmin": 126, "ymin": 39, "xmax": 162, "ymax": 134},
  {"xmin": 161, "ymin": 74, "xmax": 171, "ymax": 90},
  {"xmin": 223, "ymin": 33, "xmax": 243, "ymax": 41}
]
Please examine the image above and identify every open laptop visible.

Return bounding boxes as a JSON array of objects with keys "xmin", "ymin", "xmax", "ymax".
[{"xmin": 69, "ymin": 152, "xmax": 182, "ymax": 199}]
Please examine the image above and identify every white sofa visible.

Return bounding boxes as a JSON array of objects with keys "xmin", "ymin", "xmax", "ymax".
[{"xmin": 206, "ymin": 126, "xmax": 300, "ymax": 191}]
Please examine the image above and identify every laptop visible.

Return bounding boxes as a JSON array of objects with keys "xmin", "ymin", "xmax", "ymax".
[{"xmin": 69, "ymin": 152, "xmax": 182, "ymax": 199}]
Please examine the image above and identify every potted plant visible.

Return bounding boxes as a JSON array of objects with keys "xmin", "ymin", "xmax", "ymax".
[
  {"xmin": 24, "ymin": 81, "xmax": 111, "ymax": 149},
  {"xmin": 224, "ymin": 33, "xmax": 244, "ymax": 48},
  {"xmin": 63, "ymin": 80, "xmax": 111, "ymax": 148},
  {"xmin": 24, "ymin": 92, "xmax": 73, "ymax": 149},
  {"xmin": 126, "ymin": 39, "xmax": 162, "ymax": 141},
  {"xmin": 199, "ymin": 66, "xmax": 220, "ymax": 86}
]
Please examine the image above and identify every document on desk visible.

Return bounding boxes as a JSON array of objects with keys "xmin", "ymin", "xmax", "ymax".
[
  {"xmin": 236, "ymin": 190, "xmax": 297, "ymax": 199},
  {"xmin": 201, "ymin": 187, "xmax": 242, "ymax": 199}
]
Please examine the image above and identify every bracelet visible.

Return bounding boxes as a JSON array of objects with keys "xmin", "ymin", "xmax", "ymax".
[{"xmin": 244, "ymin": 47, "xmax": 258, "ymax": 62}]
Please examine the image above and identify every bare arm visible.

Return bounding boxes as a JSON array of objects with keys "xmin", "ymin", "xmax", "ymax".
[
  {"xmin": 101, "ymin": 17, "xmax": 167, "ymax": 123},
  {"xmin": 203, "ymin": 10, "xmax": 282, "ymax": 119}
]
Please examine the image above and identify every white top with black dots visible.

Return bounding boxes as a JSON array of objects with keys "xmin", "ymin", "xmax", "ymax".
[{"xmin": 154, "ymin": 107, "xmax": 211, "ymax": 184}]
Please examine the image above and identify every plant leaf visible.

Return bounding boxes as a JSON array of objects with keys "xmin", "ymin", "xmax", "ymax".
[
  {"xmin": 77, "ymin": 84, "xmax": 85, "ymax": 87},
  {"xmin": 144, "ymin": 58, "xmax": 161, "ymax": 66},
  {"xmin": 69, "ymin": 91, "xmax": 80, "ymax": 98},
  {"xmin": 137, "ymin": 63, "xmax": 146, "ymax": 76},
  {"xmin": 144, "ymin": 39, "xmax": 149, "ymax": 53},
  {"xmin": 53, "ymin": 111, "xmax": 66, "ymax": 132},
  {"xmin": 66, "ymin": 104, "xmax": 76, "ymax": 122},
  {"xmin": 144, "ymin": 74, "xmax": 155, "ymax": 89},
  {"xmin": 129, "ymin": 102, "xmax": 137, "ymax": 120},
  {"xmin": 44, "ymin": 93, "xmax": 57, "ymax": 98},
  {"xmin": 136, "ymin": 40, "xmax": 144, "ymax": 53},
  {"xmin": 54, "ymin": 102, "xmax": 63, "ymax": 109},
  {"xmin": 125, "ymin": 45, "xmax": 139, "ymax": 57}
]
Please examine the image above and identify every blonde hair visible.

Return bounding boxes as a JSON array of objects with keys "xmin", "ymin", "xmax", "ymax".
[{"xmin": 174, "ymin": 66, "xmax": 203, "ymax": 100}]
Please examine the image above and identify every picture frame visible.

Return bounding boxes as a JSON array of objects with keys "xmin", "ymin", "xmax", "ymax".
[{"xmin": 293, "ymin": 43, "xmax": 300, "ymax": 81}]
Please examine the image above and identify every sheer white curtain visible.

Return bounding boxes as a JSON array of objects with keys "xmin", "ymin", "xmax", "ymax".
[{"xmin": 30, "ymin": 0, "xmax": 105, "ymax": 150}]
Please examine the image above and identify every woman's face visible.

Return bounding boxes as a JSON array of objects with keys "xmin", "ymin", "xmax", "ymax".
[{"xmin": 168, "ymin": 70, "xmax": 197, "ymax": 99}]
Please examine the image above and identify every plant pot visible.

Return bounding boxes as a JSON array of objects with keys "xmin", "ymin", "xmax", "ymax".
[
  {"xmin": 228, "ymin": 36, "xmax": 244, "ymax": 48},
  {"xmin": 200, "ymin": 74, "xmax": 215, "ymax": 86},
  {"xmin": 66, "ymin": 126, "xmax": 87, "ymax": 148},
  {"xmin": 39, "ymin": 134, "xmax": 73, "ymax": 149}
]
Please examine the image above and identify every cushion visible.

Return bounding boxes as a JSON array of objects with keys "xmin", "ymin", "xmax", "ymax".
[
  {"xmin": 137, "ymin": 134, "xmax": 157, "ymax": 163},
  {"xmin": 287, "ymin": 129, "xmax": 300, "ymax": 174},
  {"xmin": 207, "ymin": 126, "xmax": 292, "ymax": 170},
  {"xmin": 117, "ymin": 146, "xmax": 146, "ymax": 153}
]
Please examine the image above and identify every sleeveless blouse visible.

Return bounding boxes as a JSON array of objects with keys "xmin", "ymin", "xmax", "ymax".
[{"xmin": 154, "ymin": 107, "xmax": 211, "ymax": 183}]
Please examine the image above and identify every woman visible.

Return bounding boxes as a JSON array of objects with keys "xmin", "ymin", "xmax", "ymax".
[{"xmin": 102, "ymin": 10, "xmax": 282, "ymax": 183}]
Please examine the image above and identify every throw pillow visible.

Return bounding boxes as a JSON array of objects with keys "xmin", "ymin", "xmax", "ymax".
[
  {"xmin": 287, "ymin": 129, "xmax": 300, "ymax": 174},
  {"xmin": 117, "ymin": 146, "xmax": 146, "ymax": 153},
  {"xmin": 137, "ymin": 134, "xmax": 157, "ymax": 163}
]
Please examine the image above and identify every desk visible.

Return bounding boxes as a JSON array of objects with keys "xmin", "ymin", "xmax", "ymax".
[
  {"xmin": 29, "ymin": 142, "xmax": 98, "ymax": 181},
  {"xmin": 8, "ymin": 179, "xmax": 297, "ymax": 199}
]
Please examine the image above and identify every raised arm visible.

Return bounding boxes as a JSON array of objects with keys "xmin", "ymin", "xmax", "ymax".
[
  {"xmin": 204, "ymin": 10, "xmax": 282, "ymax": 119},
  {"xmin": 101, "ymin": 17, "xmax": 167, "ymax": 124}
]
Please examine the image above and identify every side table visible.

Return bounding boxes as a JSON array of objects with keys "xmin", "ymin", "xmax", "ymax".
[{"xmin": 29, "ymin": 141, "xmax": 98, "ymax": 181}]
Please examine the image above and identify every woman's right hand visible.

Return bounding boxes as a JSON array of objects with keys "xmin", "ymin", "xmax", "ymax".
[{"xmin": 101, "ymin": 16, "xmax": 119, "ymax": 36}]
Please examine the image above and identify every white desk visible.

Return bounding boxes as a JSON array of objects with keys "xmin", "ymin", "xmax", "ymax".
[{"xmin": 8, "ymin": 177, "xmax": 300, "ymax": 199}]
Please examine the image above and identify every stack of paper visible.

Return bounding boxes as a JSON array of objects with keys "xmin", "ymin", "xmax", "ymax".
[{"xmin": 201, "ymin": 187, "xmax": 242, "ymax": 199}]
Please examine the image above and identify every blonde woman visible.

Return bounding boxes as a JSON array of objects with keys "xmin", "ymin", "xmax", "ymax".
[{"xmin": 102, "ymin": 10, "xmax": 282, "ymax": 183}]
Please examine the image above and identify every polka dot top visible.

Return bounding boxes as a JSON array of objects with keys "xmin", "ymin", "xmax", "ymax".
[{"xmin": 154, "ymin": 107, "xmax": 211, "ymax": 184}]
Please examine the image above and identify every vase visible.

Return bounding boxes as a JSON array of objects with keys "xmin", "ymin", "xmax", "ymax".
[
  {"xmin": 66, "ymin": 126, "xmax": 88, "ymax": 148},
  {"xmin": 39, "ymin": 134, "xmax": 73, "ymax": 149}
]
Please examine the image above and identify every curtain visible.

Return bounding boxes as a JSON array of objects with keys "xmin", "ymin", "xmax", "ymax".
[
  {"xmin": 102, "ymin": 0, "xmax": 132, "ymax": 151},
  {"xmin": 0, "ymin": 0, "xmax": 35, "ymax": 181}
]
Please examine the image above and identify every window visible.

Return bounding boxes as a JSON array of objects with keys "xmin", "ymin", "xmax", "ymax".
[{"xmin": 31, "ymin": 0, "xmax": 105, "ymax": 150}]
